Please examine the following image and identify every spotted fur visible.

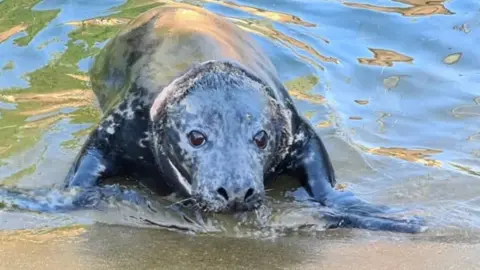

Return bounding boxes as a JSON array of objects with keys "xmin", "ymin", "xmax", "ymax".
[{"xmin": 64, "ymin": 4, "xmax": 427, "ymax": 233}]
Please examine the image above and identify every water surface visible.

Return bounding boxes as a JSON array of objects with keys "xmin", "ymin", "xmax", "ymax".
[{"xmin": 0, "ymin": 0, "xmax": 479, "ymax": 269}]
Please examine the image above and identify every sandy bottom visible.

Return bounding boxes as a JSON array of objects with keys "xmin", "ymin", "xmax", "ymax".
[{"xmin": 1, "ymin": 224, "xmax": 479, "ymax": 270}]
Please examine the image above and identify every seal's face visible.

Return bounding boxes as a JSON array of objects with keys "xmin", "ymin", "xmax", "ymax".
[{"xmin": 149, "ymin": 62, "xmax": 289, "ymax": 212}]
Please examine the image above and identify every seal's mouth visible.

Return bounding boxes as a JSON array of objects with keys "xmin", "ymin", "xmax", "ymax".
[
  {"xmin": 200, "ymin": 199, "xmax": 263, "ymax": 213},
  {"xmin": 190, "ymin": 193, "xmax": 265, "ymax": 213},
  {"xmin": 163, "ymin": 158, "xmax": 264, "ymax": 213}
]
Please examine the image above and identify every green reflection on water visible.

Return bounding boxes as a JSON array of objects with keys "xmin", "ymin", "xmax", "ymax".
[
  {"xmin": 284, "ymin": 75, "xmax": 326, "ymax": 104},
  {"xmin": 1, "ymin": 163, "xmax": 36, "ymax": 186},
  {"xmin": 0, "ymin": 0, "xmax": 60, "ymax": 46},
  {"xmin": 112, "ymin": 1, "xmax": 165, "ymax": 19},
  {"xmin": 0, "ymin": 0, "xmax": 181, "ymax": 183},
  {"xmin": 2, "ymin": 61, "xmax": 14, "ymax": 70}
]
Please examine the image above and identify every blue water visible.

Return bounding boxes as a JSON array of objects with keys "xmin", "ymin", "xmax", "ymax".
[{"xmin": 0, "ymin": 0, "xmax": 479, "ymax": 268}]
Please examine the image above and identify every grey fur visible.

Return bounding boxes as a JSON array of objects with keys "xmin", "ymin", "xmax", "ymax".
[
  {"xmin": 149, "ymin": 61, "xmax": 292, "ymax": 211},
  {"xmin": 61, "ymin": 5, "xmax": 426, "ymax": 233}
]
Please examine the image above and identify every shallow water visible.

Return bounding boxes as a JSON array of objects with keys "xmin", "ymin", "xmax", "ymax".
[{"xmin": 0, "ymin": 0, "xmax": 479, "ymax": 269}]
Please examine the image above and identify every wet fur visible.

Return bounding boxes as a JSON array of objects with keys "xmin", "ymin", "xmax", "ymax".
[{"xmin": 62, "ymin": 4, "xmax": 426, "ymax": 233}]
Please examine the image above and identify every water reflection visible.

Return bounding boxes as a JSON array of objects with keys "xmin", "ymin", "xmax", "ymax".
[
  {"xmin": 375, "ymin": 111, "xmax": 391, "ymax": 133},
  {"xmin": 450, "ymin": 163, "xmax": 480, "ymax": 177},
  {"xmin": 344, "ymin": 0, "xmax": 453, "ymax": 17},
  {"xmin": 229, "ymin": 17, "xmax": 338, "ymax": 66},
  {"xmin": 284, "ymin": 75, "xmax": 326, "ymax": 104},
  {"xmin": 203, "ymin": 0, "xmax": 316, "ymax": 27},
  {"xmin": 358, "ymin": 48, "xmax": 414, "ymax": 67},
  {"xmin": 0, "ymin": 25, "xmax": 27, "ymax": 43},
  {"xmin": 452, "ymin": 97, "xmax": 480, "ymax": 117},
  {"xmin": 0, "ymin": 1, "xmax": 479, "ymax": 267},
  {"xmin": 356, "ymin": 144, "xmax": 443, "ymax": 167},
  {"xmin": 4, "ymin": 90, "xmax": 95, "ymax": 117},
  {"xmin": 0, "ymin": 0, "xmax": 60, "ymax": 46},
  {"xmin": 468, "ymin": 132, "xmax": 480, "ymax": 141}
]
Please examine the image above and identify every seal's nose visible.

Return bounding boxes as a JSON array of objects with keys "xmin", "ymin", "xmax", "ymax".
[
  {"xmin": 194, "ymin": 179, "xmax": 264, "ymax": 212},
  {"xmin": 216, "ymin": 187, "xmax": 256, "ymax": 204}
]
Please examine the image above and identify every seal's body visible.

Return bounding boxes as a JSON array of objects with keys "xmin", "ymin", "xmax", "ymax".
[{"xmin": 66, "ymin": 4, "xmax": 425, "ymax": 232}]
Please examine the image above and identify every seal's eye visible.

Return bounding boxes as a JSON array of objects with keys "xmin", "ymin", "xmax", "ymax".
[
  {"xmin": 253, "ymin": 131, "xmax": 268, "ymax": 149},
  {"xmin": 188, "ymin": 131, "xmax": 206, "ymax": 147}
]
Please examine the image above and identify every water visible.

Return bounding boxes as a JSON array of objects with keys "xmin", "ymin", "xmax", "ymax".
[{"xmin": 0, "ymin": 0, "xmax": 479, "ymax": 269}]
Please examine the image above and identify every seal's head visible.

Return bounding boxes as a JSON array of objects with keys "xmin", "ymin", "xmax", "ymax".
[{"xmin": 149, "ymin": 61, "xmax": 291, "ymax": 212}]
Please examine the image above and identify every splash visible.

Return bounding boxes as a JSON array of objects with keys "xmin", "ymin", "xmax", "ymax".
[
  {"xmin": 0, "ymin": 184, "xmax": 220, "ymax": 233},
  {"xmin": 0, "ymin": 183, "xmax": 430, "ymax": 238}
]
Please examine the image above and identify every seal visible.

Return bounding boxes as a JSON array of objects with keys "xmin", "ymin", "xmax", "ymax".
[{"xmin": 65, "ymin": 4, "xmax": 425, "ymax": 233}]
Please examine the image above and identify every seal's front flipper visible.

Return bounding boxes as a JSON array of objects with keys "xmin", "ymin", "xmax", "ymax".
[
  {"xmin": 0, "ymin": 184, "xmax": 148, "ymax": 213},
  {"xmin": 322, "ymin": 211, "xmax": 427, "ymax": 233},
  {"xmin": 288, "ymin": 124, "xmax": 426, "ymax": 233},
  {"xmin": 65, "ymin": 130, "xmax": 118, "ymax": 188},
  {"xmin": 66, "ymin": 148, "xmax": 110, "ymax": 187}
]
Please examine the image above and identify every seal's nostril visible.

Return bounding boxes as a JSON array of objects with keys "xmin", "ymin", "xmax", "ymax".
[
  {"xmin": 244, "ymin": 188, "xmax": 254, "ymax": 202},
  {"xmin": 216, "ymin": 187, "xmax": 229, "ymax": 201}
]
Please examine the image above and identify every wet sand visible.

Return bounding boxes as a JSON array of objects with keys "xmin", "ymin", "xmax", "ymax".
[{"xmin": 1, "ymin": 225, "xmax": 479, "ymax": 270}]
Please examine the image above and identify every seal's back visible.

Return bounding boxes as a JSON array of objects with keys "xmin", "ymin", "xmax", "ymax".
[{"xmin": 89, "ymin": 4, "xmax": 280, "ymax": 114}]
